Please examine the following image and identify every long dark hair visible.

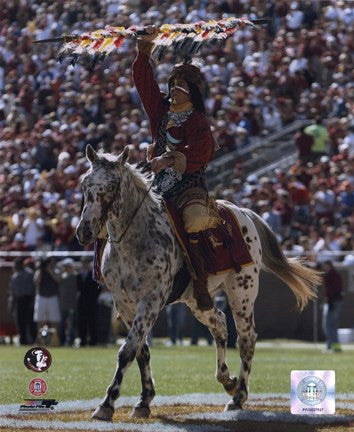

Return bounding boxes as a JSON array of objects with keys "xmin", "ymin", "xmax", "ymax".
[{"xmin": 188, "ymin": 81, "xmax": 206, "ymax": 114}]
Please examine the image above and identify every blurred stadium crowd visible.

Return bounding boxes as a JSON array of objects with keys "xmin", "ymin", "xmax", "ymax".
[{"xmin": 0, "ymin": 0, "xmax": 353, "ymax": 262}]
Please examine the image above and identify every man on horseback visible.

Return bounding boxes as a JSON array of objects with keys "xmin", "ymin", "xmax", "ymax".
[{"xmin": 133, "ymin": 26, "xmax": 219, "ymax": 311}]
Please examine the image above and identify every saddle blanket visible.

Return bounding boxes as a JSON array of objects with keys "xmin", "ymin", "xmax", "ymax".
[{"xmin": 164, "ymin": 200, "xmax": 253, "ymax": 276}]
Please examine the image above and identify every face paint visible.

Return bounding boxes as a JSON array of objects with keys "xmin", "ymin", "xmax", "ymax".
[
  {"xmin": 172, "ymin": 85, "xmax": 190, "ymax": 95},
  {"xmin": 170, "ymin": 79, "xmax": 190, "ymax": 95}
]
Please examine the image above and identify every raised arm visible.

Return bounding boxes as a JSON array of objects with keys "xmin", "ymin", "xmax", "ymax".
[{"xmin": 132, "ymin": 30, "xmax": 166, "ymax": 137}]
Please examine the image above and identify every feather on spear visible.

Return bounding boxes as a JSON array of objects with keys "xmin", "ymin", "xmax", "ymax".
[{"xmin": 34, "ymin": 17, "xmax": 269, "ymax": 64}]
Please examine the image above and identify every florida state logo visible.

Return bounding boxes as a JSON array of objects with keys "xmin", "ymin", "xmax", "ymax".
[{"xmin": 24, "ymin": 347, "xmax": 52, "ymax": 373}]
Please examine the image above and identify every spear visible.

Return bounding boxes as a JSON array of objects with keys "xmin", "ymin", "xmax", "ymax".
[
  {"xmin": 33, "ymin": 17, "xmax": 270, "ymax": 63},
  {"xmin": 33, "ymin": 18, "xmax": 269, "ymax": 44}
]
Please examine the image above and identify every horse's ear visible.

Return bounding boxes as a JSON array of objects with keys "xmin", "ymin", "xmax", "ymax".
[
  {"xmin": 118, "ymin": 145, "xmax": 130, "ymax": 165},
  {"xmin": 86, "ymin": 144, "xmax": 98, "ymax": 164}
]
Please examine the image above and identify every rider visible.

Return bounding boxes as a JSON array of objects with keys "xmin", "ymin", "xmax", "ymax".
[{"xmin": 133, "ymin": 26, "xmax": 219, "ymax": 311}]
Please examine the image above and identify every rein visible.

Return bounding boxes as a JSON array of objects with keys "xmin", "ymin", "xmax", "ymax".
[{"xmin": 105, "ymin": 181, "xmax": 154, "ymax": 245}]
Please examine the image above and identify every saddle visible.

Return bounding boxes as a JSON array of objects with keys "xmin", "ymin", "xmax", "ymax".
[{"xmin": 164, "ymin": 199, "xmax": 254, "ymax": 277}]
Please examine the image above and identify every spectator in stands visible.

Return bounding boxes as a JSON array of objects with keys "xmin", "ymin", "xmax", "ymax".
[
  {"xmin": 262, "ymin": 105, "xmax": 282, "ymax": 134},
  {"xmin": 272, "ymin": 189, "xmax": 293, "ymax": 238},
  {"xmin": 327, "ymin": 117, "xmax": 346, "ymax": 156},
  {"xmin": 313, "ymin": 227, "xmax": 341, "ymax": 263},
  {"xmin": 53, "ymin": 213, "xmax": 75, "ymax": 251},
  {"xmin": 342, "ymin": 123, "xmax": 354, "ymax": 159},
  {"xmin": 321, "ymin": 261, "xmax": 343, "ymax": 353},
  {"xmin": 288, "ymin": 175, "xmax": 311, "ymax": 212},
  {"xmin": 286, "ymin": 2, "xmax": 304, "ymax": 31},
  {"xmin": 8, "ymin": 258, "xmax": 36, "ymax": 345},
  {"xmin": 5, "ymin": 232, "xmax": 29, "ymax": 254},
  {"xmin": 23, "ymin": 208, "xmax": 45, "ymax": 250},
  {"xmin": 259, "ymin": 200, "xmax": 282, "ymax": 240},
  {"xmin": 304, "ymin": 117, "xmax": 330, "ymax": 158},
  {"xmin": 312, "ymin": 179, "xmax": 336, "ymax": 224},
  {"xmin": 338, "ymin": 181, "xmax": 354, "ymax": 217},
  {"xmin": 339, "ymin": 232, "xmax": 353, "ymax": 262},
  {"xmin": 295, "ymin": 126, "xmax": 314, "ymax": 162}
]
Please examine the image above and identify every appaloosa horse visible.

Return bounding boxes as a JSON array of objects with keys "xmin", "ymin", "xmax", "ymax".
[{"xmin": 76, "ymin": 144, "xmax": 320, "ymax": 421}]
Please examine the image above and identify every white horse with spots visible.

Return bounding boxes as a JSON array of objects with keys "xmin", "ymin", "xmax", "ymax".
[{"xmin": 76, "ymin": 145, "xmax": 320, "ymax": 421}]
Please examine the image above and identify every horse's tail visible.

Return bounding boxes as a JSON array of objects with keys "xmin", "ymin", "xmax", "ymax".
[{"xmin": 243, "ymin": 208, "xmax": 321, "ymax": 310}]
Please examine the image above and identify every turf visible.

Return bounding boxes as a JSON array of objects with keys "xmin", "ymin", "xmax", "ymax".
[{"xmin": 0, "ymin": 343, "xmax": 353, "ymax": 404}]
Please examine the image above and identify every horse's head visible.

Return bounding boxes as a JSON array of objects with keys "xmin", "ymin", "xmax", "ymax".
[{"xmin": 76, "ymin": 144, "xmax": 129, "ymax": 245}]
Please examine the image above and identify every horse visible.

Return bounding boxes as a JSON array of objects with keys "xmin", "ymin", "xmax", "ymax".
[{"xmin": 76, "ymin": 144, "xmax": 320, "ymax": 421}]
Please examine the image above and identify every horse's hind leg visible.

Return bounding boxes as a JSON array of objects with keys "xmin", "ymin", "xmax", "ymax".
[
  {"xmin": 186, "ymin": 298, "xmax": 238, "ymax": 396},
  {"xmin": 223, "ymin": 269, "xmax": 259, "ymax": 411},
  {"xmin": 131, "ymin": 341, "xmax": 155, "ymax": 418}
]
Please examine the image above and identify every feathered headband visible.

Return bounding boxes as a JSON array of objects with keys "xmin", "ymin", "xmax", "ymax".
[{"xmin": 34, "ymin": 17, "xmax": 268, "ymax": 65}]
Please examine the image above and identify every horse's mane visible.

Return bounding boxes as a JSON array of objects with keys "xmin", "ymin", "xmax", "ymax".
[
  {"xmin": 126, "ymin": 162, "xmax": 161, "ymax": 207},
  {"xmin": 95, "ymin": 152, "xmax": 160, "ymax": 207}
]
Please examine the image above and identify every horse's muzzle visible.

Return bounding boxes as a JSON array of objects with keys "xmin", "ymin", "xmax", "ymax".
[{"xmin": 76, "ymin": 221, "xmax": 93, "ymax": 246}]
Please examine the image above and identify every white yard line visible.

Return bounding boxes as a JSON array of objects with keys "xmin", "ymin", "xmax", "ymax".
[
  {"xmin": 2, "ymin": 392, "xmax": 354, "ymax": 416},
  {"xmin": 180, "ymin": 410, "xmax": 354, "ymax": 425},
  {"xmin": 0, "ymin": 393, "xmax": 353, "ymax": 431},
  {"xmin": 0, "ymin": 418, "xmax": 229, "ymax": 432}
]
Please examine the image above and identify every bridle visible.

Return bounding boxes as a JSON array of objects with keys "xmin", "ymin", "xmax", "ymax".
[
  {"xmin": 82, "ymin": 180, "xmax": 154, "ymax": 245},
  {"xmin": 106, "ymin": 182, "xmax": 154, "ymax": 244}
]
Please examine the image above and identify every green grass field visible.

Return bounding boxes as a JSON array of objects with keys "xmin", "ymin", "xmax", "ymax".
[{"xmin": 0, "ymin": 343, "xmax": 353, "ymax": 404}]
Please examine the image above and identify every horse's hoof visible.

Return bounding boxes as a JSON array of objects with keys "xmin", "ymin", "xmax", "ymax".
[
  {"xmin": 224, "ymin": 377, "xmax": 238, "ymax": 396},
  {"xmin": 92, "ymin": 405, "xmax": 114, "ymax": 422},
  {"xmin": 131, "ymin": 406, "xmax": 151, "ymax": 418},
  {"xmin": 224, "ymin": 400, "xmax": 242, "ymax": 411}
]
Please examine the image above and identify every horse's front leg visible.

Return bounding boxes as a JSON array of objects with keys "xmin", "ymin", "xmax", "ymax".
[
  {"xmin": 131, "ymin": 341, "xmax": 155, "ymax": 418},
  {"xmin": 92, "ymin": 300, "xmax": 159, "ymax": 422}
]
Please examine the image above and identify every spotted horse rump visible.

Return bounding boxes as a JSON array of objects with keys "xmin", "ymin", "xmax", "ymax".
[{"xmin": 76, "ymin": 145, "xmax": 321, "ymax": 421}]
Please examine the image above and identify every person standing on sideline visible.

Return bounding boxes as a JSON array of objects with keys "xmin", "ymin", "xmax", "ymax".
[
  {"xmin": 8, "ymin": 258, "xmax": 36, "ymax": 345},
  {"xmin": 77, "ymin": 256, "xmax": 100, "ymax": 346},
  {"xmin": 165, "ymin": 303, "xmax": 186, "ymax": 346},
  {"xmin": 321, "ymin": 261, "xmax": 343, "ymax": 352},
  {"xmin": 33, "ymin": 257, "xmax": 61, "ymax": 346},
  {"xmin": 58, "ymin": 258, "xmax": 78, "ymax": 346},
  {"xmin": 96, "ymin": 285, "xmax": 113, "ymax": 345}
]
